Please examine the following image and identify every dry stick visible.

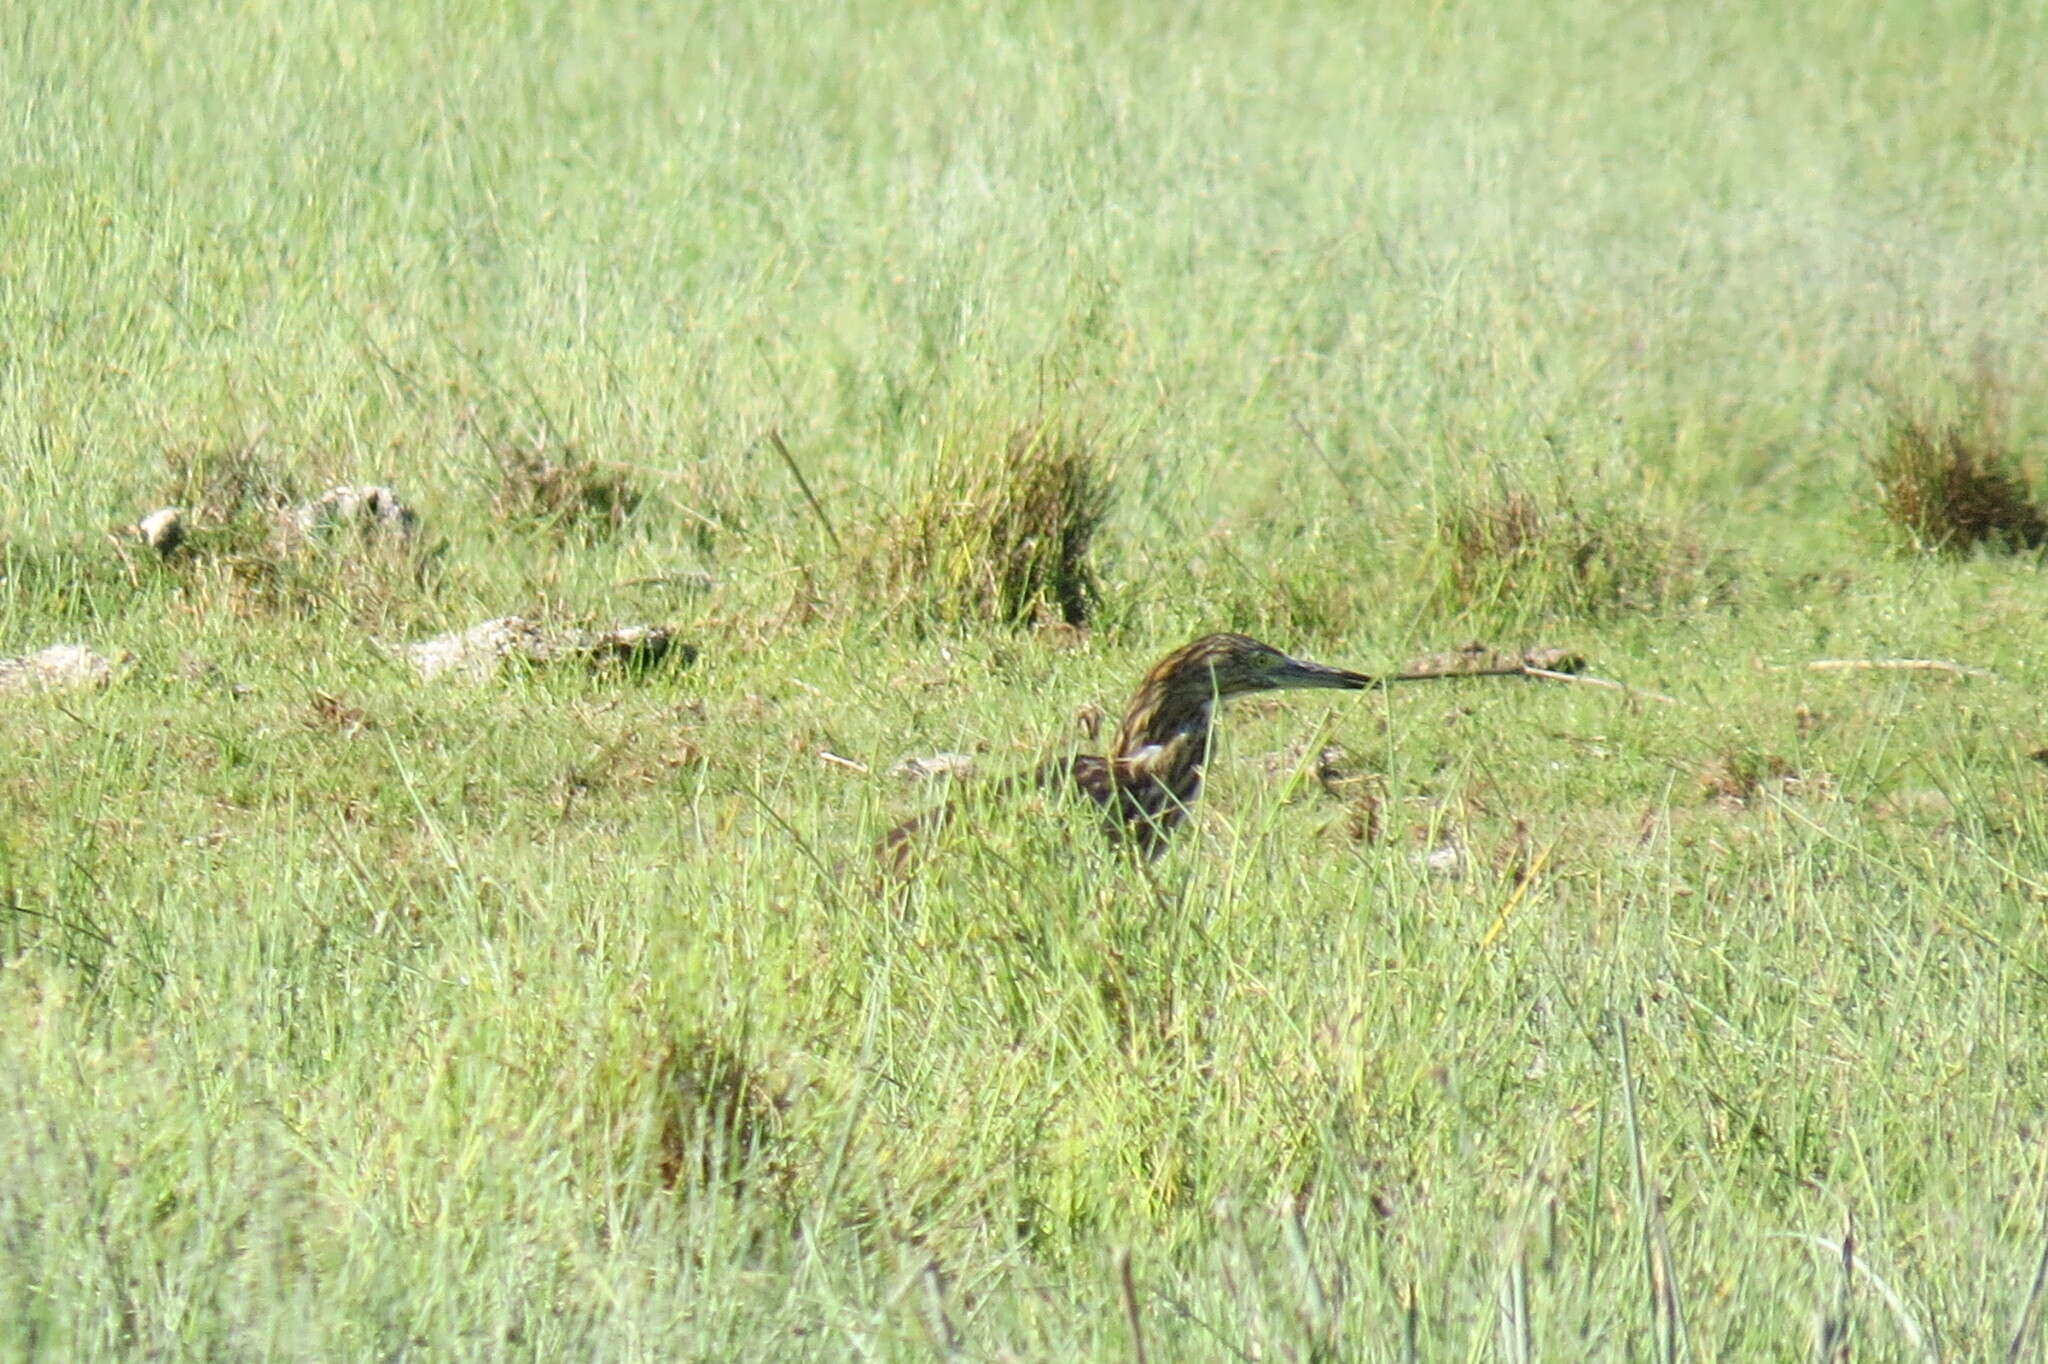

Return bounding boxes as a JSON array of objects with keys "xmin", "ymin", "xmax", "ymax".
[
  {"xmin": 1772, "ymin": 1233, "xmax": 1938, "ymax": 1362},
  {"xmin": 1522, "ymin": 666, "xmax": 1686, "ymax": 707},
  {"xmin": 921, "ymin": 1260, "xmax": 962, "ymax": 1360},
  {"xmin": 1386, "ymin": 665, "xmax": 1535, "ymax": 683},
  {"xmin": 1369, "ymin": 662, "xmax": 1584, "ymax": 691},
  {"xmin": 765, "ymin": 427, "xmax": 844, "ymax": 554},
  {"xmin": 1803, "ymin": 658, "xmax": 1995, "ymax": 679},
  {"xmin": 1392, "ymin": 647, "xmax": 1672, "ymax": 699},
  {"xmin": 1118, "ymin": 1248, "xmax": 1150, "ymax": 1364},
  {"xmin": 1817, "ymin": 1208, "xmax": 1855, "ymax": 1363}
]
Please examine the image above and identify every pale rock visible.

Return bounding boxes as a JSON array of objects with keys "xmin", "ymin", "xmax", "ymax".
[{"xmin": 0, "ymin": 644, "xmax": 123, "ymax": 694}]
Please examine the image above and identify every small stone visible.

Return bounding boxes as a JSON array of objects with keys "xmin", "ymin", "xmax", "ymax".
[
  {"xmin": 398, "ymin": 617, "xmax": 691, "ymax": 682},
  {"xmin": 401, "ymin": 617, "xmax": 552, "ymax": 682},
  {"xmin": 891, "ymin": 752, "xmax": 977, "ymax": 781},
  {"xmin": 0, "ymin": 644, "xmax": 122, "ymax": 694},
  {"xmin": 1420, "ymin": 838, "xmax": 1467, "ymax": 879},
  {"xmin": 276, "ymin": 485, "xmax": 417, "ymax": 545},
  {"xmin": 134, "ymin": 507, "xmax": 186, "ymax": 555},
  {"xmin": 569, "ymin": 625, "xmax": 686, "ymax": 672}
]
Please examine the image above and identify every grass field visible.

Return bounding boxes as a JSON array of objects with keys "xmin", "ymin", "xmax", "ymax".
[{"xmin": 6, "ymin": 0, "xmax": 2048, "ymax": 1357}]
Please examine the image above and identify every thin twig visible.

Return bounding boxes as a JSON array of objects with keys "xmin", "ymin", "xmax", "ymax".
[
  {"xmin": 1768, "ymin": 1232, "xmax": 1938, "ymax": 1361},
  {"xmin": 921, "ymin": 1259, "xmax": 961, "ymax": 1360},
  {"xmin": 818, "ymin": 750, "xmax": 870, "ymax": 774},
  {"xmin": 1367, "ymin": 659, "xmax": 1595, "ymax": 689},
  {"xmin": 765, "ymin": 427, "xmax": 844, "ymax": 554},
  {"xmin": 1817, "ymin": 1208, "xmax": 1854, "ymax": 1363},
  {"xmin": 1523, "ymin": 667, "xmax": 1685, "ymax": 706},
  {"xmin": 1118, "ymin": 1248, "xmax": 1150, "ymax": 1364},
  {"xmin": 1385, "ymin": 664, "xmax": 1539, "ymax": 683},
  {"xmin": 1803, "ymin": 658, "xmax": 1995, "ymax": 679}
]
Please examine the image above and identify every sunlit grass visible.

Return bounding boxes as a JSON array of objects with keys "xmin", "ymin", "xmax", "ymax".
[{"xmin": 4, "ymin": 0, "xmax": 2048, "ymax": 1357}]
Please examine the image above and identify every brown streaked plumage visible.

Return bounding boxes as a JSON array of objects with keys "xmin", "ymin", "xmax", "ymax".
[{"xmin": 882, "ymin": 633, "xmax": 1376, "ymax": 870}]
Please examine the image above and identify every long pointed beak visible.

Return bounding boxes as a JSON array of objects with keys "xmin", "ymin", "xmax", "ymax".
[{"xmin": 1272, "ymin": 655, "xmax": 1377, "ymax": 691}]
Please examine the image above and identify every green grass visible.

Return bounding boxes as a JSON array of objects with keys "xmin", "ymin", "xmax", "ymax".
[{"xmin": 6, "ymin": 0, "xmax": 2048, "ymax": 1356}]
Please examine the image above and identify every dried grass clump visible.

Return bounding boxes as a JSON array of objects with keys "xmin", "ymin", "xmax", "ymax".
[
  {"xmin": 150, "ymin": 447, "xmax": 420, "ymax": 563},
  {"xmin": 162, "ymin": 441, "xmax": 300, "ymax": 529},
  {"xmin": 1872, "ymin": 406, "xmax": 2046, "ymax": 555},
  {"xmin": 648, "ymin": 1036, "xmax": 793, "ymax": 1199},
  {"xmin": 492, "ymin": 435, "xmax": 642, "ymax": 540},
  {"xmin": 140, "ymin": 446, "xmax": 432, "ymax": 621},
  {"xmin": 1698, "ymin": 751, "xmax": 1795, "ymax": 810},
  {"xmin": 876, "ymin": 419, "xmax": 1115, "ymax": 629},
  {"xmin": 1429, "ymin": 485, "xmax": 1728, "ymax": 624},
  {"xmin": 149, "ymin": 442, "xmax": 300, "ymax": 563}
]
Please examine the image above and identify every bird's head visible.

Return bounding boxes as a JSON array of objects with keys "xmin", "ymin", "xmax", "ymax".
[{"xmin": 1158, "ymin": 633, "xmax": 1376, "ymax": 701}]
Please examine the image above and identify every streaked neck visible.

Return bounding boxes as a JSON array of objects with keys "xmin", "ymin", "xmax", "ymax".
[{"xmin": 1110, "ymin": 686, "xmax": 1215, "ymax": 774}]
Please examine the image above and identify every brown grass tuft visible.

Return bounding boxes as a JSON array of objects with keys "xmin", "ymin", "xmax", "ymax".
[
  {"xmin": 651, "ymin": 1036, "xmax": 792, "ymax": 1198},
  {"xmin": 305, "ymin": 693, "xmax": 372, "ymax": 735},
  {"xmin": 161, "ymin": 441, "xmax": 300, "ymax": 528},
  {"xmin": 141, "ymin": 449, "xmax": 435, "ymax": 625},
  {"xmin": 1428, "ymin": 483, "xmax": 1728, "ymax": 624},
  {"xmin": 491, "ymin": 434, "xmax": 642, "ymax": 539},
  {"xmin": 1871, "ymin": 403, "xmax": 2046, "ymax": 554},
  {"xmin": 874, "ymin": 418, "xmax": 1115, "ymax": 629},
  {"xmin": 1698, "ymin": 752, "xmax": 1795, "ymax": 810}
]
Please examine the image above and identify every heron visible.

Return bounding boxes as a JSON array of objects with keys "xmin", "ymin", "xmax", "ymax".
[{"xmin": 881, "ymin": 633, "xmax": 1378, "ymax": 870}]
